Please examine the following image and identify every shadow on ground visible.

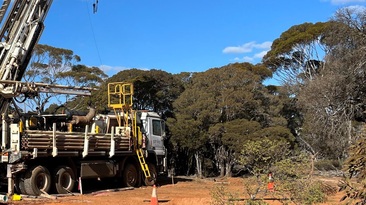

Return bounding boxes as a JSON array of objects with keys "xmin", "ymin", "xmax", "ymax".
[{"xmin": 79, "ymin": 175, "xmax": 193, "ymax": 194}]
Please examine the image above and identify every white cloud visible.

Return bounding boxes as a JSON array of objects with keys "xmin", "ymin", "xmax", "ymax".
[
  {"xmin": 223, "ymin": 42, "xmax": 255, "ymax": 54},
  {"xmin": 242, "ymin": 56, "xmax": 254, "ymax": 62},
  {"xmin": 233, "ymin": 53, "xmax": 267, "ymax": 63},
  {"xmin": 253, "ymin": 50, "xmax": 269, "ymax": 59},
  {"xmin": 328, "ymin": 0, "xmax": 366, "ymax": 5},
  {"xmin": 224, "ymin": 41, "xmax": 272, "ymax": 63},
  {"xmin": 99, "ymin": 65, "xmax": 129, "ymax": 73},
  {"xmin": 99, "ymin": 65, "xmax": 151, "ymax": 76},
  {"xmin": 223, "ymin": 41, "xmax": 272, "ymax": 54},
  {"xmin": 345, "ymin": 5, "xmax": 366, "ymax": 11},
  {"xmin": 234, "ymin": 56, "xmax": 254, "ymax": 62},
  {"xmin": 255, "ymin": 41, "xmax": 272, "ymax": 50}
]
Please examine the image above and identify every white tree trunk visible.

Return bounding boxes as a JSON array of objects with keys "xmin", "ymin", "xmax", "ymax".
[
  {"xmin": 195, "ymin": 152, "xmax": 203, "ymax": 178},
  {"xmin": 225, "ymin": 155, "xmax": 233, "ymax": 177}
]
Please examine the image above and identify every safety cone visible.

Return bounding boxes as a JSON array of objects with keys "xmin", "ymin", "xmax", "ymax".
[
  {"xmin": 150, "ymin": 185, "xmax": 158, "ymax": 205},
  {"xmin": 267, "ymin": 172, "xmax": 274, "ymax": 192},
  {"xmin": 267, "ymin": 182, "xmax": 274, "ymax": 192}
]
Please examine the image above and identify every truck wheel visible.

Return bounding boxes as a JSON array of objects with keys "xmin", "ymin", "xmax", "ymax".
[
  {"xmin": 15, "ymin": 173, "xmax": 27, "ymax": 195},
  {"xmin": 23, "ymin": 166, "xmax": 51, "ymax": 196},
  {"xmin": 54, "ymin": 166, "xmax": 75, "ymax": 194},
  {"xmin": 144, "ymin": 163, "xmax": 157, "ymax": 186},
  {"xmin": 122, "ymin": 163, "xmax": 138, "ymax": 187}
]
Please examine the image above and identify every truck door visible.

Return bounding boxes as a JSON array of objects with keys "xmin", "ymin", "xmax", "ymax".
[{"xmin": 147, "ymin": 118, "xmax": 165, "ymax": 153}]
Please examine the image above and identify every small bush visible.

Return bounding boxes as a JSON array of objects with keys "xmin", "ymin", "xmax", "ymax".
[
  {"xmin": 282, "ymin": 180, "xmax": 328, "ymax": 205},
  {"xmin": 210, "ymin": 185, "xmax": 239, "ymax": 205},
  {"xmin": 242, "ymin": 176, "xmax": 263, "ymax": 199},
  {"xmin": 314, "ymin": 159, "xmax": 342, "ymax": 171},
  {"xmin": 244, "ymin": 199, "xmax": 269, "ymax": 205},
  {"xmin": 211, "ymin": 181, "xmax": 269, "ymax": 205}
]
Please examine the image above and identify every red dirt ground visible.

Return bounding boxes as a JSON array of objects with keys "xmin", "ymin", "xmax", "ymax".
[{"xmin": 7, "ymin": 176, "xmax": 346, "ymax": 205}]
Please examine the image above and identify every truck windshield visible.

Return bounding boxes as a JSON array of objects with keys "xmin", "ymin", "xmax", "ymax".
[{"xmin": 152, "ymin": 119, "xmax": 162, "ymax": 136}]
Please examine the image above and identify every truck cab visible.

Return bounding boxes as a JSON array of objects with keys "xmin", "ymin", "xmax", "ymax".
[{"xmin": 139, "ymin": 111, "xmax": 166, "ymax": 174}]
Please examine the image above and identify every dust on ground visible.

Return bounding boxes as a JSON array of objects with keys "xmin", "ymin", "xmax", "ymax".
[{"xmin": 6, "ymin": 175, "xmax": 346, "ymax": 205}]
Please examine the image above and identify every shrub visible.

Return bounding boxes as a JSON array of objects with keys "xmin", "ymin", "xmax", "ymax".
[
  {"xmin": 244, "ymin": 200, "xmax": 269, "ymax": 205},
  {"xmin": 314, "ymin": 159, "xmax": 342, "ymax": 171},
  {"xmin": 284, "ymin": 180, "xmax": 328, "ymax": 205},
  {"xmin": 210, "ymin": 185, "xmax": 239, "ymax": 205}
]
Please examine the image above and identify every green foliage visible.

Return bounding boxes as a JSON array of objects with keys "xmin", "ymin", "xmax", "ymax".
[
  {"xmin": 295, "ymin": 7, "xmax": 366, "ymax": 159},
  {"xmin": 339, "ymin": 177, "xmax": 366, "ymax": 205},
  {"xmin": 242, "ymin": 176, "xmax": 265, "ymax": 199},
  {"xmin": 344, "ymin": 137, "xmax": 366, "ymax": 179},
  {"xmin": 230, "ymin": 62, "xmax": 272, "ymax": 81},
  {"xmin": 253, "ymin": 126, "xmax": 295, "ymax": 145},
  {"xmin": 240, "ymin": 150, "xmax": 332, "ymax": 205},
  {"xmin": 283, "ymin": 180, "xmax": 328, "ymax": 205},
  {"xmin": 23, "ymin": 44, "xmax": 82, "ymax": 112},
  {"xmin": 273, "ymin": 154, "xmax": 334, "ymax": 205},
  {"xmin": 218, "ymin": 119, "xmax": 261, "ymax": 152},
  {"xmin": 56, "ymin": 64, "xmax": 108, "ymax": 112},
  {"xmin": 59, "ymin": 64, "xmax": 107, "ymax": 87},
  {"xmin": 211, "ymin": 183, "xmax": 268, "ymax": 205},
  {"xmin": 103, "ymin": 68, "xmax": 184, "ymax": 116},
  {"xmin": 44, "ymin": 103, "xmax": 63, "ymax": 114},
  {"xmin": 28, "ymin": 44, "xmax": 80, "ymax": 84},
  {"xmin": 263, "ymin": 21, "xmax": 331, "ymax": 72},
  {"xmin": 244, "ymin": 200, "xmax": 269, "ymax": 205},
  {"xmin": 210, "ymin": 185, "xmax": 240, "ymax": 205},
  {"xmin": 273, "ymin": 22, "xmax": 330, "ymax": 54},
  {"xmin": 271, "ymin": 153, "xmax": 311, "ymax": 180},
  {"xmin": 314, "ymin": 159, "xmax": 342, "ymax": 171},
  {"xmin": 168, "ymin": 62, "xmax": 290, "ymax": 177},
  {"xmin": 240, "ymin": 138, "xmax": 291, "ymax": 175},
  {"xmin": 340, "ymin": 135, "xmax": 366, "ymax": 204},
  {"xmin": 63, "ymin": 95, "xmax": 93, "ymax": 113},
  {"xmin": 262, "ymin": 7, "xmax": 366, "ymax": 161},
  {"xmin": 23, "ymin": 44, "xmax": 108, "ymax": 114},
  {"xmin": 168, "ymin": 116, "xmax": 206, "ymax": 149}
]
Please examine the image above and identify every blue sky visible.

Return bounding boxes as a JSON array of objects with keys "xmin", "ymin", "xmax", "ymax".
[{"xmin": 39, "ymin": 0, "xmax": 366, "ymax": 77}]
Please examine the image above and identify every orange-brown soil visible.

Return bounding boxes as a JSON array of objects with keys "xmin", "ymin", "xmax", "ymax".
[{"xmin": 7, "ymin": 175, "xmax": 346, "ymax": 205}]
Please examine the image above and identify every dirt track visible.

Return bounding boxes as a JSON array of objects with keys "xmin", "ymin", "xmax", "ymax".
[{"xmin": 6, "ymin": 176, "xmax": 345, "ymax": 205}]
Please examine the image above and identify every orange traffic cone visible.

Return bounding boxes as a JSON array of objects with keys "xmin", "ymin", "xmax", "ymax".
[
  {"xmin": 150, "ymin": 185, "xmax": 158, "ymax": 205},
  {"xmin": 267, "ymin": 172, "xmax": 274, "ymax": 192},
  {"xmin": 267, "ymin": 182, "xmax": 274, "ymax": 192}
]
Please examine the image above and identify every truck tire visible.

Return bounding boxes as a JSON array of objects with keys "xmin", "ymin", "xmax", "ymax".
[
  {"xmin": 53, "ymin": 166, "xmax": 75, "ymax": 194},
  {"xmin": 23, "ymin": 165, "xmax": 51, "ymax": 196},
  {"xmin": 144, "ymin": 163, "xmax": 157, "ymax": 186},
  {"xmin": 15, "ymin": 173, "xmax": 28, "ymax": 195},
  {"xmin": 122, "ymin": 163, "xmax": 138, "ymax": 187}
]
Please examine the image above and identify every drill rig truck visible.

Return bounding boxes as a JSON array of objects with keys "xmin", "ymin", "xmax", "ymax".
[{"xmin": 0, "ymin": 0, "xmax": 167, "ymax": 196}]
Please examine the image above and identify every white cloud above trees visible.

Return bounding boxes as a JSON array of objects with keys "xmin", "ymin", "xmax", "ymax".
[
  {"xmin": 223, "ymin": 41, "xmax": 272, "ymax": 63},
  {"xmin": 327, "ymin": 0, "xmax": 366, "ymax": 4}
]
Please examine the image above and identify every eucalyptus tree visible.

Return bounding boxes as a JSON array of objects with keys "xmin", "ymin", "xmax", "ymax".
[
  {"xmin": 262, "ymin": 22, "xmax": 332, "ymax": 91},
  {"xmin": 101, "ymin": 68, "xmax": 184, "ymax": 117},
  {"xmin": 57, "ymin": 64, "xmax": 108, "ymax": 112},
  {"xmin": 168, "ymin": 62, "xmax": 293, "ymax": 177},
  {"xmin": 22, "ymin": 44, "xmax": 81, "ymax": 112},
  {"xmin": 326, "ymin": 7, "xmax": 366, "ymax": 195},
  {"xmin": 261, "ymin": 22, "xmax": 333, "ymax": 155},
  {"xmin": 264, "ymin": 7, "xmax": 366, "ymax": 159},
  {"xmin": 300, "ymin": 7, "xmax": 366, "ymax": 159},
  {"xmin": 59, "ymin": 64, "xmax": 108, "ymax": 87}
]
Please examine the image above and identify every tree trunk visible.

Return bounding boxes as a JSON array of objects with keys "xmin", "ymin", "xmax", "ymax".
[
  {"xmin": 225, "ymin": 159, "xmax": 233, "ymax": 177},
  {"xmin": 216, "ymin": 145, "xmax": 226, "ymax": 177},
  {"xmin": 219, "ymin": 162, "xmax": 225, "ymax": 177},
  {"xmin": 224, "ymin": 150, "xmax": 234, "ymax": 177},
  {"xmin": 195, "ymin": 152, "xmax": 203, "ymax": 178}
]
